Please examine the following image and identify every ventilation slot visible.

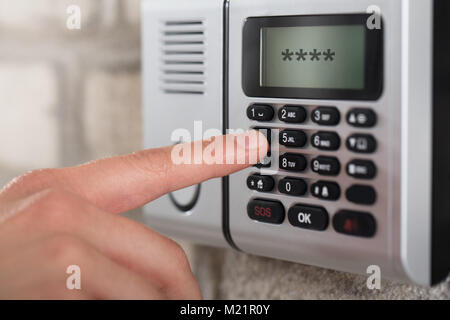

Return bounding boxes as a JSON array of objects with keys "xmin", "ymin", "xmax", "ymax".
[{"xmin": 160, "ymin": 20, "xmax": 206, "ymax": 95}]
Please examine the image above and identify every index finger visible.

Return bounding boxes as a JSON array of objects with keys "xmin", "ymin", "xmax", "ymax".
[{"xmin": 0, "ymin": 130, "xmax": 268, "ymax": 214}]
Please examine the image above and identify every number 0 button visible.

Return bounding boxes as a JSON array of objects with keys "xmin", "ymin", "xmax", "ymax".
[{"xmin": 278, "ymin": 177, "xmax": 307, "ymax": 196}]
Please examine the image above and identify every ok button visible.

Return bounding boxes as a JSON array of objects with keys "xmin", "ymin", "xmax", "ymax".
[{"xmin": 288, "ymin": 205, "xmax": 329, "ymax": 231}]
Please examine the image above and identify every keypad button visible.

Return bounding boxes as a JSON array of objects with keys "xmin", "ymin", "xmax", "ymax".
[
  {"xmin": 311, "ymin": 107, "xmax": 340, "ymax": 126},
  {"xmin": 311, "ymin": 132, "xmax": 341, "ymax": 151},
  {"xmin": 279, "ymin": 130, "xmax": 307, "ymax": 148},
  {"xmin": 346, "ymin": 160, "xmax": 377, "ymax": 179},
  {"xmin": 254, "ymin": 128, "xmax": 272, "ymax": 168},
  {"xmin": 247, "ymin": 199, "xmax": 285, "ymax": 224},
  {"xmin": 247, "ymin": 104, "xmax": 274, "ymax": 122},
  {"xmin": 247, "ymin": 175, "xmax": 275, "ymax": 192},
  {"xmin": 347, "ymin": 108, "xmax": 377, "ymax": 128},
  {"xmin": 278, "ymin": 105, "xmax": 307, "ymax": 123},
  {"xmin": 288, "ymin": 205, "xmax": 329, "ymax": 231},
  {"xmin": 279, "ymin": 153, "xmax": 307, "ymax": 172},
  {"xmin": 346, "ymin": 185, "xmax": 377, "ymax": 205},
  {"xmin": 278, "ymin": 177, "xmax": 307, "ymax": 196},
  {"xmin": 346, "ymin": 134, "xmax": 377, "ymax": 153},
  {"xmin": 333, "ymin": 210, "xmax": 377, "ymax": 238},
  {"xmin": 311, "ymin": 156, "xmax": 341, "ymax": 176},
  {"xmin": 311, "ymin": 181, "xmax": 341, "ymax": 201}
]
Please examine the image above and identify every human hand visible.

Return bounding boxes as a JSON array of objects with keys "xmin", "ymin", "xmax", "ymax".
[{"xmin": 0, "ymin": 131, "xmax": 268, "ymax": 299}]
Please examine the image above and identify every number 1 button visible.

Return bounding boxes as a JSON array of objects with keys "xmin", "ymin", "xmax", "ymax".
[{"xmin": 247, "ymin": 104, "xmax": 274, "ymax": 122}]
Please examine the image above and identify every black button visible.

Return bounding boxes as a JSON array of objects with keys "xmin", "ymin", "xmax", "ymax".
[
  {"xmin": 247, "ymin": 175, "xmax": 275, "ymax": 192},
  {"xmin": 278, "ymin": 177, "xmax": 307, "ymax": 196},
  {"xmin": 311, "ymin": 181, "xmax": 341, "ymax": 201},
  {"xmin": 279, "ymin": 130, "xmax": 307, "ymax": 148},
  {"xmin": 347, "ymin": 108, "xmax": 377, "ymax": 128},
  {"xmin": 279, "ymin": 153, "xmax": 307, "ymax": 172},
  {"xmin": 311, "ymin": 132, "xmax": 341, "ymax": 151},
  {"xmin": 247, "ymin": 104, "xmax": 274, "ymax": 122},
  {"xmin": 346, "ymin": 185, "xmax": 377, "ymax": 205},
  {"xmin": 346, "ymin": 134, "xmax": 377, "ymax": 153},
  {"xmin": 247, "ymin": 199, "xmax": 285, "ymax": 224},
  {"xmin": 278, "ymin": 105, "xmax": 307, "ymax": 123},
  {"xmin": 311, "ymin": 107, "xmax": 340, "ymax": 126},
  {"xmin": 254, "ymin": 128, "xmax": 271, "ymax": 168},
  {"xmin": 347, "ymin": 160, "xmax": 377, "ymax": 179},
  {"xmin": 333, "ymin": 210, "xmax": 377, "ymax": 238},
  {"xmin": 288, "ymin": 205, "xmax": 329, "ymax": 231},
  {"xmin": 311, "ymin": 156, "xmax": 340, "ymax": 176}
]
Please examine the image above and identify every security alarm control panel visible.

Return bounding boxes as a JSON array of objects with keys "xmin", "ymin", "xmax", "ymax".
[{"xmin": 142, "ymin": 0, "xmax": 450, "ymax": 286}]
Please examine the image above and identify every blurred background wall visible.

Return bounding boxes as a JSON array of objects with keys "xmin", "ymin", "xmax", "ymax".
[{"xmin": 0, "ymin": 0, "xmax": 448, "ymax": 299}]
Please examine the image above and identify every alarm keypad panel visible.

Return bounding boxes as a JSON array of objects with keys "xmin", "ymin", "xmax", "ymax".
[
  {"xmin": 245, "ymin": 103, "xmax": 379, "ymax": 237},
  {"xmin": 227, "ymin": 0, "xmax": 403, "ymax": 284}
]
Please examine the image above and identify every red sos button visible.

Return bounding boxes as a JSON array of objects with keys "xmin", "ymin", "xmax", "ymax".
[{"xmin": 247, "ymin": 199, "xmax": 285, "ymax": 224}]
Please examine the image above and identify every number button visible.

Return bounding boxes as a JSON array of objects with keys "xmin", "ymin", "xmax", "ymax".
[
  {"xmin": 346, "ymin": 160, "xmax": 377, "ymax": 179},
  {"xmin": 311, "ymin": 181, "xmax": 341, "ymax": 201},
  {"xmin": 278, "ymin": 177, "xmax": 307, "ymax": 196},
  {"xmin": 279, "ymin": 153, "xmax": 307, "ymax": 172},
  {"xmin": 346, "ymin": 134, "xmax": 377, "ymax": 153},
  {"xmin": 247, "ymin": 199, "xmax": 285, "ymax": 224},
  {"xmin": 247, "ymin": 104, "xmax": 274, "ymax": 122},
  {"xmin": 278, "ymin": 105, "xmax": 307, "ymax": 123},
  {"xmin": 312, "ymin": 107, "xmax": 340, "ymax": 126},
  {"xmin": 311, "ymin": 132, "xmax": 341, "ymax": 151},
  {"xmin": 347, "ymin": 108, "xmax": 377, "ymax": 128},
  {"xmin": 311, "ymin": 156, "xmax": 340, "ymax": 176},
  {"xmin": 279, "ymin": 130, "xmax": 307, "ymax": 148},
  {"xmin": 247, "ymin": 174, "xmax": 275, "ymax": 192}
]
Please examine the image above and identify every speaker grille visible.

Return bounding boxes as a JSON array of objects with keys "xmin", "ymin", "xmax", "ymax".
[{"xmin": 160, "ymin": 20, "xmax": 206, "ymax": 95}]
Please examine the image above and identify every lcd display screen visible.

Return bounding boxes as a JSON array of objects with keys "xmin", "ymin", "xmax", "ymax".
[{"xmin": 260, "ymin": 25, "xmax": 366, "ymax": 90}]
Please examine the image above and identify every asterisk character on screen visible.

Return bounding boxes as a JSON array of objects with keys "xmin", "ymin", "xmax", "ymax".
[
  {"xmin": 323, "ymin": 49, "xmax": 336, "ymax": 61},
  {"xmin": 309, "ymin": 49, "xmax": 321, "ymax": 61},
  {"xmin": 281, "ymin": 49, "xmax": 293, "ymax": 61},
  {"xmin": 295, "ymin": 49, "xmax": 307, "ymax": 61}
]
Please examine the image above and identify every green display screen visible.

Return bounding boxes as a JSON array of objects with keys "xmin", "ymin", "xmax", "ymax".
[{"xmin": 261, "ymin": 25, "xmax": 366, "ymax": 89}]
